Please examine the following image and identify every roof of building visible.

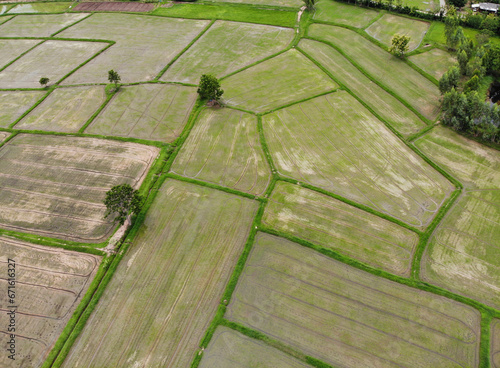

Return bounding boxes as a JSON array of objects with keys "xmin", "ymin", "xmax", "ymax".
[{"xmin": 472, "ymin": 2, "xmax": 500, "ymax": 11}]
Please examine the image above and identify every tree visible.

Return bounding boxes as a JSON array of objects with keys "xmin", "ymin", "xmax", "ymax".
[
  {"xmin": 457, "ymin": 50, "xmax": 468, "ymax": 75},
  {"xmin": 303, "ymin": 0, "xmax": 315, "ymax": 10},
  {"xmin": 447, "ymin": 0, "xmax": 466, "ymax": 9},
  {"xmin": 439, "ymin": 66, "xmax": 460, "ymax": 94},
  {"xmin": 445, "ymin": 7, "xmax": 461, "ymax": 50},
  {"xmin": 464, "ymin": 74, "xmax": 480, "ymax": 93},
  {"xmin": 104, "ymin": 184, "xmax": 143, "ymax": 225},
  {"xmin": 483, "ymin": 44, "xmax": 500, "ymax": 76},
  {"xmin": 197, "ymin": 74, "xmax": 224, "ymax": 102},
  {"xmin": 389, "ymin": 34, "xmax": 410, "ymax": 57},
  {"xmin": 108, "ymin": 69, "xmax": 121, "ymax": 91},
  {"xmin": 39, "ymin": 77, "xmax": 49, "ymax": 88}
]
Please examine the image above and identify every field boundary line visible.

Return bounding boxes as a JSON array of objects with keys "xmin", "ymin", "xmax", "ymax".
[
  {"xmin": 50, "ymin": 12, "xmax": 93, "ymax": 37},
  {"xmin": 361, "ymin": 9, "xmax": 385, "ymax": 30},
  {"xmin": 256, "ymin": 115, "xmax": 280, "ymax": 197},
  {"xmin": 8, "ymin": 87, "xmax": 54, "ymax": 128},
  {"xmin": 154, "ymin": 19, "xmax": 216, "ymax": 81},
  {"xmin": 78, "ymin": 87, "xmax": 116, "ymax": 133},
  {"xmin": 406, "ymin": 123, "xmax": 436, "ymax": 142},
  {"xmin": 0, "ymin": 13, "xmax": 15, "ymax": 25},
  {"xmin": 0, "ymin": 39, "xmax": 45, "ymax": 73},
  {"xmin": 481, "ymin": 312, "xmax": 493, "ymax": 368},
  {"xmin": 259, "ymin": 88, "xmax": 339, "ymax": 116}
]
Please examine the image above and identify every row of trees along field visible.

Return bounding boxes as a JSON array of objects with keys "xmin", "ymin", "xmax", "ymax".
[{"xmin": 439, "ymin": 7, "xmax": 500, "ymax": 144}]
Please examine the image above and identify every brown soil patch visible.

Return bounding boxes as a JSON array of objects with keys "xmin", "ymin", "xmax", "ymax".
[{"xmin": 73, "ymin": 2, "xmax": 155, "ymax": 12}]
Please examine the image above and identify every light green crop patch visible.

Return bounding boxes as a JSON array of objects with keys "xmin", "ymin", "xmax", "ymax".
[
  {"xmin": 16, "ymin": 86, "xmax": 106, "ymax": 132},
  {"xmin": 421, "ymin": 190, "xmax": 500, "ymax": 310},
  {"xmin": 0, "ymin": 13, "xmax": 86, "ymax": 37},
  {"xmin": 87, "ymin": 84, "xmax": 198, "ymax": 142},
  {"xmin": 222, "ymin": 49, "xmax": 337, "ymax": 113},
  {"xmin": 58, "ymin": 14, "xmax": 210, "ymax": 84},
  {"xmin": 172, "ymin": 108, "xmax": 271, "ymax": 195},
  {"xmin": 200, "ymin": 327, "xmax": 312, "ymax": 368},
  {"xmin": 262, "ymin": 181, "xmax": 419, "ymax": 275},
  {"xmin": 0, "ymin": 39, "xmax": 40, "ymax": 69},
  {"xmin": 7, "ymin": 2, "xmax": 74, "ymax": 14},
  {"xmin": 0, "ymin": 40, "xmax": 108, "ymax": 89},
  {"xmin": 409, "ymin": 48, "xmax": 457, "ymax": 80},
  {"xmin": 60, "ymin": 179, "xmax": 258, "ymax": 368},
  {"xmin": 162, "ymin": 20, "xmax": 294, "ymax": 85},
  {"xmin": 226, "ymin": 232, "xmax": 481, "ymax": 368},
  {"xmin": 365, "ymin": 13, "xmax": 430, "ymax": 51},
  {"xmin": 313, "ymin": 0, "xmax": 379, "ymax": 28},
  {"xmin": 300, "ymin": 39, "xmax": 426, "ymax": 136},
  {"xmin": 262, "ymin": 91, "xmax": 453, "ymax": 227},
  {"xmin": 309, "ymin": 24, "xmax": 441, "ymax": 120},
  {"xmin": 0, "ymin": 90, "xmax": 44, "ymax": 128}
]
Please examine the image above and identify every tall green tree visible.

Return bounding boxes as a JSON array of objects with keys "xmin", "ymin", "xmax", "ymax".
[
  {"xmin": 389, "ymin": 34, "xmax": 411, "ymax": 57},
  {"xmin": 39, "ymin": 77, "xmax": 50, "ymax": 88},
  {"xmin": 303, "ymin": 0, "xmax": 315, "ymax": 10},
  {"xmin": 104, "ymin": 184, "xmax": 143, "ymax": 225},
  {"xmin": 197, "ymin": 74, "xmax": 224, "ymax": 102},
  {"xmin": 439, "ymin": 66, "xmax": 460, "ymax": 94},
  {"xmin": 445, "ymin": 7, "xmax": 461, "ymax": 50},
  {"xmin": 108, "ymin": 69, "xmax": 121, "ymax": 91}
]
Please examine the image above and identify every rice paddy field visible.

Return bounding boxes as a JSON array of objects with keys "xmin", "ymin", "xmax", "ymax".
[
  {"xmin": 0, "ymin": 236, "xmax": 101, "ymax": 368},
  {"xmin": 0, "ymin": 2, "xmax": 499, "ymax": 368}
]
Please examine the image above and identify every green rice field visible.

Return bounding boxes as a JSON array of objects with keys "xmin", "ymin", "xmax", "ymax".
[
  {"xmin": 0, "ymin": 90, "xmax": 44, "ymax": 127},
  {"xmin": 313, "ymin": 0, "xmax": 379, "ymax": 27}
]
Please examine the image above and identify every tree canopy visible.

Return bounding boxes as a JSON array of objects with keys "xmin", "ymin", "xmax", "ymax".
[
  {"xmin": 197, "ymin": 74, "xmax": 224, "ymax": 102},
  {"xmin": 104, "ymin": 184, "xmax": 143, "ymax": 225},
  {"xmin": 389, "ymin": 34, "xmax": 410, "ymax": 57},
  {"xmin": 108, "ymin": 69, "xmax": 121, "ymax": 90}
]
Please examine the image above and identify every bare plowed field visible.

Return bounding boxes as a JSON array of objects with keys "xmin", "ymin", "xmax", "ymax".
[
  {"xmin": 262, "ymin": 91, "xmax": 452, "ymax": 227},
  {"xmin": 0, "ymin": 91, "xmax": 44, "ymax": 128},
  {"xmin": 421, "ymin": 190, "xmax": 500, "ymax": 309},
  {"xmin": 200, "ymin": 326, "xmax": 312, "ymax": 368},
  {"xmin": 58, "ymin": 14, "xmax": 210, "ymax": 84},
  {"xmin": 86, "ymin": 84, "xmax": 197, "ymax": 142},
  {"xmin": 162, "ymin": 20, "xmax": 294, "ymax": 84},
  {"xmin": 0, "ymin": 40, "xmax": 108, "ymax": 89},
  {"xmin": 227, "ymin": 232, "xmax": 481, "ymax": 368},
  {"xmin": 0, "ymin": 134, "xmax": 159, "ymax": 242},
  {"xmin": 262, "ymin": 182, "xmax": 419, "ymax": 275},
  {"xmin": 308, "ymin": 24, "xmax": 441, "ymax": 120},
  {"xmin": 0, "ymin": 14, "xmax": 86, "ymax": 37},
  {"xmin": 172, "ymin": 108, "xmax": 271, "ymax": 195},
  {"xmin": 61, "ymin": 179, "xmax": 257, "ymax": 368},
  {"xmin": 73, "ymin": 2, "xmax": 155, "ymax": 12},
  {"xmin": 0, "ymin": 236, "xmax": 101, "ymax": 368},
  {"xmin": 16, "ymin": 86, "xmax": 106, "ymax": 132},
  {"xmin": 299, "ymin": 39, "xmax": 426, "ymax": 136},
  {"xmin": 222, "ymin": 49, "xmax": 337, "ymax": 113},
  {"xmin": 492, "ymin": 320, "xmax": 500, "ymax": 368},
  {"xmin": 0, "ymin": 39, "xmax": 39, "ymax": 69}
]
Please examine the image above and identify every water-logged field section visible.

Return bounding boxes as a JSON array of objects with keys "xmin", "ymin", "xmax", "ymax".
[
  {"xmin": 299, "ymin": 39, "xmax": 426, "ymax": 136},
  {"xmin": 16, "ymin": 86, "xmax": 106, "ymax": 132},
  {"xmin": 410, "ymin": 48, "xmax": 457, "ymax": 80},
  {"xmin": 61, "ymin": 180, "xmax": 257, "ymax": 368},
  {"xmin": 0, "ymin": 236, "xmax": 101, "ymax": 368},
  {"xmin": 86, "ymin": 84, "xmax": 197, "ymax": 142},
  {"xmin": 222, "ymin": 49, "xmax": 337, "ymax": 113},
  {"xmin": 0, "ymin": 91, "xmax": 44, "ymax": 128},
  {"xmin": 415, "ymin": 126, "xmax": 500, "ymax": 189},
  {"xmin": 0, "ymin": 40, "xmax": 40, "ymax": 69},
  {"xmin": 0, "ymin": 14, "xmax": 87, "ymax": 37},
  {"xmin": 199, "ymin": 326, "xmax": 312, "ymax": 368},
  {"xmin": 262, "ymin": 182, "xmax": 419, "ymax": 275},
  {"xmin": 0, "ymin": 134, "xmax": 159, "ymax": 242},
  {"xmin": 262, "ymin": 91, "xmax": 452, "ymax": 227},
  {"xmin": 492, "ymin": 320, "xmax": 500, "ymax": 368},
  {"xmin": 313, "ymin": 0, "xmax": 379, "ymax": 27},
  {"xmin": 421, "ymin": 190, "xmax": 500, "ymax": 309},
  {"xmin": 162, "ymin": 20, "xmax": 294, "ymax": 84},
  {"xmin": 308, "ymin": 24, "xmax": 441, "ymax": 120},
  {"xmin": 0, "ymin": 40, "xmax": 107, "ymax": 89},
  {"xmin": 365, "ymin": 14, "xmax": 429, "ymax": 51},
  {"xmin": 172, "ymin": 108, "xmax": 271, "ymax": 195},
  {"xmin": 227, "ymin": 233, "xmax": 481, "ymax": 368},
  {"xmin": 58, "ymin": 14, "xmax": 210, "ymax": 84}
]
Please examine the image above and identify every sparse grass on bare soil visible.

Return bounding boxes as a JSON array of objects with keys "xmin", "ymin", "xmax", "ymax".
[
  {"xmin": 172, "ymin": 108, "xmax": 271, "ymax": 195},
  {"xmin": 409, "ymin": 48, "xmax": 457, "ymax": 80},
  {"xmin": 313, "ymin": 0, "xmax": 379, "ymax": 28},
  {"xmin": 0, "ymin": 91, "xmax": 44, "ymax": 128},
  {"xmin": 299, "ymin": 39, "xmax": 426, "ymax": 137},
  {"xmin": 308, "ymin": 24, "xmax": 441, "ymax": 120},
  {"xmin": 86, "ymin": 84, "xmax": 197, "ymax": 142},
  {"xmin": 421, "ymin": 190, "xmax": 500, "ymax": 310},
  {"xmin": 7, "ymin": 2, "xmax": 73, "ymax": 13},
  {"xmin": 0, "ymin": 132, "xmax": 10, "ymax": 143},
  {"xmin": 58, "ymin": 14, "xmax": 210, "ymax": 84},
  {"xmin": 200, "ymin": 326, "xmax": 312, "ymax": 368},
  {"xmin": 162, "ymin": 20, "xmax": 294, "ymax": 85},
  {"xmin": 222, "ymin": 49, "xmax": 337, "ymax": 113},
  {"xmin": 0, "ymin": 39, "xmax": 40, "ymax": 69},
  {"xmin": 262, "ymin": 182, "xmax": 419, "ymax": 275},
  {"xmin": 227, "ymin": 232, "xmax": 481, "ymax": 368},
  {"xmin": 262, "ymin": 91, "xmax": 453, "ymax": 227},
  {"xmin": 0, "ymin": 5, "xmax": 12, "ymax": 14},
  {"xmin": 492, "ymin": 319, "xmax": 500, "ymax": 368},
  {"xmin": 415, "ymin": 126, "xmax": 500, "ymax": 190},
  {"xmin": 0, "ymin": 134, "xmax": 159, "ymax": 242},
  {"xmin": 0, "ymin": 40, "xmax": 108, "ymax": 89},
  {"xmin": 61, "ymin": 179, "xmax": 257, "ymax": 368},
  {"xmin": 0, "ymin": 236, "xmax": 101, "ymax": 368},
  {"xmin": 16, "ymin": 86, "xmax": 106, "ymax": 132},
  {"xmin": 365, "ymin": 13, "xmax": 429, "ymax": 51},
  {"xmin": 0, "ymin": 13, "xmax": 86, "ymax": 37}
]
